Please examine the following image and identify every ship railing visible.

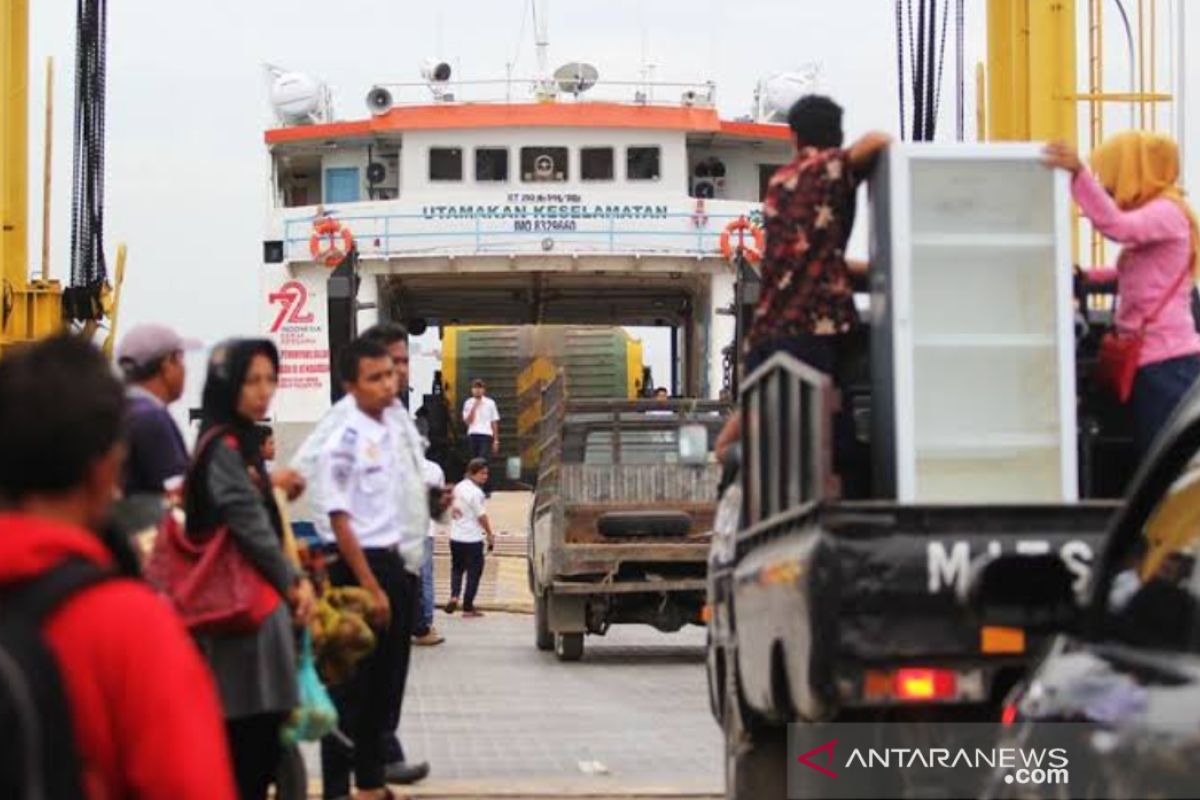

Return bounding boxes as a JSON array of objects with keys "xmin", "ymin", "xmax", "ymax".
[
  {"xmin": 282, "ymin": 209, "xmax": 761, "ymax": 261},
  {"xmin": 364, "ymin": 77, "xmax": 718, "ymax": 109}
]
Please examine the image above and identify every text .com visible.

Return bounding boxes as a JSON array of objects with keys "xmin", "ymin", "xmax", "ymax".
[{"xmin": 1005, "ymin": 767, "xmax": 1071, "ymax": 786}]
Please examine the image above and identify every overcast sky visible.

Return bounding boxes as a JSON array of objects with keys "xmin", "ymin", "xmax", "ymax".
[{"xmin": 26, "ymin": 1, "xmax": 1198, "ymax": 404}]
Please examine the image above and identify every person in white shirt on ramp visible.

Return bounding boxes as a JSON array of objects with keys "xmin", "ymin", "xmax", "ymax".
[
  {"xmin": 445, "ymin": 458, "xmax": 495, "ymax": 617},
  {"xmin": 462, "ymin": 379, "xmax": 500, "ymax": 495}
]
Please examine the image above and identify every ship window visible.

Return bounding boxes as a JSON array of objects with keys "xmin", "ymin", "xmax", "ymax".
[
  {"xmin": 324, "ymin": 167, "xmax": 361, "ymax": 203},
  {"xmin": 521, "ymin": 147, "xmax": 569, "ymax": 182},
  {"xmin": 581, "ymin": 147, "xmax": 614, "ymax": 181},
  {"xmin": 627, "ymin": 146, "xmax": 661, "ymax": 181},
  {"xmin": 475, "ymin": 148, "xmax": 509, "ymax": 182},
  {"xmin": 429, "ymin": 148, "xmax": 463, "ymax": 181}
]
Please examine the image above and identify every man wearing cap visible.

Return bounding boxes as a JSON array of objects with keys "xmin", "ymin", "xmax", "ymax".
[{"xmin": 115, "ymin": 324, "xmax": 200, "ymax": 531}]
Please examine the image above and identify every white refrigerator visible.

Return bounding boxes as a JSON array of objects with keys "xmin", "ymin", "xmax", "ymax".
[{"xmin": 868, "ymin": 143, "xmax": 1078, "ymax": 503}]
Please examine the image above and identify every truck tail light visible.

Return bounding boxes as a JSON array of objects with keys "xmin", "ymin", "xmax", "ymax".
[
  {"xmin": 1001, "ymin": 703, "xmax": 1018, "ymax": 726},
  {"xmin": 893, "ymin": 668, "xmax": 957, "ymax": 701}
]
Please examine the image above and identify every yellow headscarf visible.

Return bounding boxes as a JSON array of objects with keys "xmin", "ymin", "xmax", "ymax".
[{"xmin": 1090, "ymin": 131, "xmax": 1200, "ymax": 276}]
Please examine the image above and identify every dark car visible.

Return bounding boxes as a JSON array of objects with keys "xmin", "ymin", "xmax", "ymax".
[{"xmin": 970, "ymin": 382, "xmax": 1200, "ymax": 799}]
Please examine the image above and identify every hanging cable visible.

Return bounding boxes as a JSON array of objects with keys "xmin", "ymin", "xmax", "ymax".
[
  {"xmin": 906, "ymin": 0, "xmax": 919, "ymax": 101},
  {"xmin": 508, "ymin": 0, "xmax": 532, "ymax": 74},
  {"xmin": 67, "ymin": 0, "xmax": 108, "ymax": 321},
  {"xmin": 931, "ymin": 0, "xmax": 950, "ymax": 139},
  {"xmin": 923, "ymin": 0, "xmax": 938, "ymax": 139},
  {"xmin": 914, "ymin": 0, "xmax": 927, "ymax": 140},
  {"xmin": 1110, "ymin": 0, "xmax": 1138, "ymax": 127},
  {"xmin": 896, "ymin": 0, "xmax": 907, "ymax": 140}
]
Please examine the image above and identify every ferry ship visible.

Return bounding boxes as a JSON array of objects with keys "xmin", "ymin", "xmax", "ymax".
[{"xmin": 259, "ymin": 46, "xmax": 806, "ymax": 465}]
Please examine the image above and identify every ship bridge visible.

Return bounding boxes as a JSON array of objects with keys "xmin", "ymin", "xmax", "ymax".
[{"xmin": 261, "ymin": 86, "xmax": 794, "ymax": 422}]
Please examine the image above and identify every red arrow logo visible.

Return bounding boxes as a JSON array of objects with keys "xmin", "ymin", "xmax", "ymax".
[{"xmin": 797, "ymin": 739, "xmax": 839, "ymax": 778}]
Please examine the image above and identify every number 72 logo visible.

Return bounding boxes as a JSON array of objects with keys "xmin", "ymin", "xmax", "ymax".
[{"xmin": 268, "ymin": 280, "xmax": 316, "ymax": 333}]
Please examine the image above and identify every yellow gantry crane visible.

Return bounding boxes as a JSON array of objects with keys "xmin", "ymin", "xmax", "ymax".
[
  {"xmin": 0, "ymin": 0, "xmax": 62, "ymax": 354},
  {"xmin": 0, "ymin": 0, "xmax": 125, "ymax": 358},
  {"xmin": 983, "ymin": 0, "xmax": 1176, "ymax": 267}
]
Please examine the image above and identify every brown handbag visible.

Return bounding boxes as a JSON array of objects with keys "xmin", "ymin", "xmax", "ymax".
[
  {"xmin": 145, "ymin": 428, "xmax": 280, "ymax": 634},
  {"xmin": 1095, "ymin": 265, "xmax": 1192, "ymax": 403}
]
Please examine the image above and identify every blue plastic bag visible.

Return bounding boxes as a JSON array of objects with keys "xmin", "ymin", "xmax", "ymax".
[{"xmin": 281, "ymin": 630, "xmax": 337, "ymax": 745}]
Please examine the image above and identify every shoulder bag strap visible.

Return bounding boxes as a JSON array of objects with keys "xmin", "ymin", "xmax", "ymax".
[{"xmin": 1141, "ymin": 264, "xmax": 1194, "ymax": 332}]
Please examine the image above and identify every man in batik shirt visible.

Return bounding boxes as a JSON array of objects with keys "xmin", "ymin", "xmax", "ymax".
[{"xmin": 716, "ymin": 95, "xmax": 889, "ymax": 497}]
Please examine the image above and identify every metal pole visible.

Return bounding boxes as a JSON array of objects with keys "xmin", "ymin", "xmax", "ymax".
[
  {"xmin": 1151, "ymin": 0, "xmax": 1157, "ymax": 129},
  {"xmin": 1090, "ymin": 0, "xmax": 1106, "ymax": 270},
  {"xmin": 1138, "ymin": 0, "xmax": 1146, "ymax": 128},
  {"xmin": 1, "ymin": 0, "xmax": 30, "ymax": 295},
  {"xmin": 956, "ymin": 0, "xmax": 964, "ymax": 140},
  {"xmin": 1179, "ymin": 0, "xmax": 1187, "ymax": 178},
  {"xmin": 731, "ymin": 254, "xmax": 745, "ymax": 401},
  {"xmin": 670, "ymin": 325, "xmax": 679, "ymax": 397},
  {"xmin": 976, "ymin": 62, "xmax": 987, "ymax": 141},
  {"xmin": 40, "ymin": 57, "xmax": 52, "ymax": 281},
  {"xmin": 534, "ymin": 0, "xmax": 550, "ymax": 89}
]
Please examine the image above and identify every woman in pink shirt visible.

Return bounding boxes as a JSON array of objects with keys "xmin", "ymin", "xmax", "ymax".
[{"xmin": 1045, "ymin": 132, "xmax": 1200, "ymax": 456}]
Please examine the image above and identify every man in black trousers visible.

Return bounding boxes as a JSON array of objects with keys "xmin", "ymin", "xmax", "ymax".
[{"xmin": 318, "ymin": 337, "xmax": 424, "ymax": 799}]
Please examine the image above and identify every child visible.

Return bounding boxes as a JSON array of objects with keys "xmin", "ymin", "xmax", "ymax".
[
  {"xmin": 256, "ymin": 423, "xmax": 276, "ymax": 465},
  {"xmin": 446, "ymin": 458, "xmax": 495, "ymax": 617}
]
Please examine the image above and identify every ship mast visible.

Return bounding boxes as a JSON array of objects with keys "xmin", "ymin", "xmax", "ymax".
[{"xmin": 534, "ymin": 0, "xmax": 551, "ymax": 96}]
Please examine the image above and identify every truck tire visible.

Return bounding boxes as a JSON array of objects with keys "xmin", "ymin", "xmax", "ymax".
[
  {"xmin": 724, "ymin": 700, "xmax": 786, "ymax": 798},
  {"xmin": 555, "ymin": 631, "xmax": 584, "ymax": 662},
  {"xmin": 723, "ymin": 656, "xmax": 786, "ymax": 799},
  {"xmin": 535, "ymin": 592, "xmax": 554, "ymax": 651},
  {"xmin": 705, "ymin": 632, "xmax": 726, "ymax": 725}
]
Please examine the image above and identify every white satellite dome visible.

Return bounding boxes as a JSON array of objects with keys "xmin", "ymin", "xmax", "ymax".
[
  {"xmin": 269, "ymin": 71, "xmax": 324, "ymax": 124},
  {"xmin": 756, "ymin": 65, "xmax": 823, "ymax": 123}
]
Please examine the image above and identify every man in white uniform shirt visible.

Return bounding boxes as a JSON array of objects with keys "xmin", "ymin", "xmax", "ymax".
[
  {"xmin": 292, "ymin": 325, "xmax": 428, "ymax": 579},
  {"xmin": 302, "ymin": 326, "xmax": 431, "ymax": 790},
  {"xmin": 317, "ymin": 337, "xmax": 413, "ymax": 800},
  {"xmin": 445, "ymin": 458, "xmax": 495, "ymax": 617}
]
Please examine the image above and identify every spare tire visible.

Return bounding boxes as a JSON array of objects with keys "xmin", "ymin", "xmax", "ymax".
[{"xmin": 597, "ymin": 510, "xmax": 692, "ymax": 538}]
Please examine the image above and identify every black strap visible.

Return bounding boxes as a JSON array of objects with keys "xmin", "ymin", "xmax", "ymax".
[
  {"xmin": 0, "ymin": 558, "xmax": 114, "ymax": 800},
  {"xmin": 0, "ymin": 558, "xmax": 113, "ymax": 625}
]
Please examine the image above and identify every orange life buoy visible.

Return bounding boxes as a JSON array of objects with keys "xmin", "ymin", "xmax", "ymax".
[
  {"xmin": 718, "ymin": 217, "xmax": 764, "ymax": 265},
  {"xmin": 309, "ymin": 217, "xmax": 354, "ymax": 267}
]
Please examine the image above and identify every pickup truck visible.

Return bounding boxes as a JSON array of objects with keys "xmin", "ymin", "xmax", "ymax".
[
  {"xmin": 706, "ymin": 352, "xmax": 1122, "ymax": 799},
  {"xmin": 528, "ymin": 374, "xmax": 729, "ymax": 661}
]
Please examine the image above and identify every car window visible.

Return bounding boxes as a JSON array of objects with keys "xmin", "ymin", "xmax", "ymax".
[{"xmin": 1107, "ymin": 452, "xmax": 1200, "ymax": 650}]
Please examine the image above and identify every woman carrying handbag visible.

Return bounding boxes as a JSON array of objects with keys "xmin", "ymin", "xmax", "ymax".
[
  {"xmin": 1045, "ymin": 132, "xmax": 1200, "ymax": 457},
  {"xmin": 182, "ymin": 340, "xmax": 316, "ymax": 800}
]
